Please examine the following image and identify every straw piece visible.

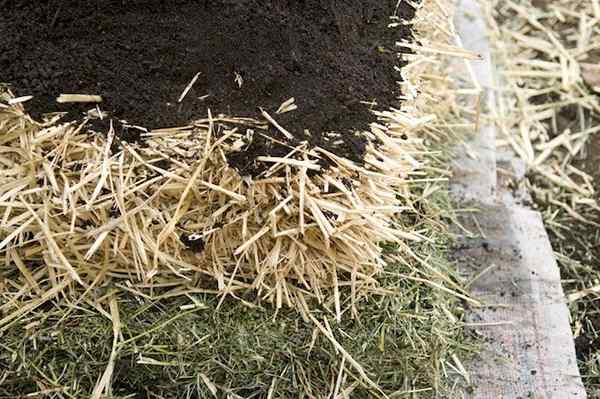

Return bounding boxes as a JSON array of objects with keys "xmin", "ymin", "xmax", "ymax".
[
  {"xmin": 199, "ymin": 373, "xmax": 218, "ymax": 397},
  {"xmin": 234, "ymin": 226, "xmax": 270, "ymax": 256},
  {"xmin": 260, "ymin": 109, "xmax": 294, "ymax": 140},
  {"xmin": 397, "ymin": 41, "xmax": 483, "ymax": 59},
  {"xmin": 0, "ymin": 278, "xmax": 71, "ymax": 333},
  {"xmin": 56, "ymin": 94, "xmax": 102, "ymax": 103},
  {"xmin": 276, "ymin": 97, "xmax": 298, "ymax": 114},
  {"xmin": 257, "ymin": 156, "xmax": 321, "ymax": 171},
  {"xmin": 178, "ymin": 72, "xmax": 201, "ymax": 103},
  {"xmin": 200, "ymin": 180, "xmax": 246, "ymax": 202},
  {"xmin": 21, "ymin": 200, "xmax": 83, "ymax": 285},
  {"xmin": 7, "ymin": 96, "xmax": 33, "ymax": 105},
  {"xmin": 307, "ymin": 311, "xmax": 385, "ymax": 396},
  {"xmin": 91, "ymin": 294, "xmax": 121, "ymax": 399}
]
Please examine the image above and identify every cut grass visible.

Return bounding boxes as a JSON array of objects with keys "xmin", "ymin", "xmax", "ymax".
[{"xmin": 0, "ymin": 201, "xmax": 473, "ymax": 398}]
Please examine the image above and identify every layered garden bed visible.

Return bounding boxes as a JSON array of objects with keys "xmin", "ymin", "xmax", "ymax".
[{"xmin": 0, "ymin": 1, "xmax": 475, "ymax": 397}]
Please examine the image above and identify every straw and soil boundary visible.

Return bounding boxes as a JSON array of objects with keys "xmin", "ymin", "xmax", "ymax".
[
  {"xmin": 2, "ymin": 0, "xmax": 416, "ymax": 174},
  {"xmin": 0, "ymin": 0, "xmax": 431, "ymax": 314}
]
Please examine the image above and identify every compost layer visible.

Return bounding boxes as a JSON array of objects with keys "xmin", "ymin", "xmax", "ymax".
[{"xmin": 1, "ymin": 0, "xmax": 416, "ymax": 174}]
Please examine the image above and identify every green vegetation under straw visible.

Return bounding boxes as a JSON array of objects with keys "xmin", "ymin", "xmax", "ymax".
[
  {"xmin": 0, "ymin": 255, "xmax": 470, "ymax": 398},
  {"xmin": 0, "ymin": 180, "xmax": 473, "ymax": 398}
]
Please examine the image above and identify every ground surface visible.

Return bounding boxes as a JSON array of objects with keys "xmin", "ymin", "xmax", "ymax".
[
  {"xmin": 0, "ymin": 0, "xmax": 416, "ymax": 174},
  {"xmin": 0, "ymin": 233, "xmax": 468, "ymax": 399},
  {"xmin": 558, "ymin": 114, "xmax": 600, "ymax": 394},
  {"xmin": 486, "ymin": 0, "xmax": 600, "ymax": 393},
  {"xmin": 526, "ymin": 94, "xmax": 600, "ymax": 395}
]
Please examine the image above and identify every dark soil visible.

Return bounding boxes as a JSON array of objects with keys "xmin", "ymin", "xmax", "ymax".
[
  {"xmin": 0, "ymin": 0, "xmax": 417, "ymax": 175},
  {"xmin": 575, "ymin": 316, "xmax": 600, "ymax": 360}
]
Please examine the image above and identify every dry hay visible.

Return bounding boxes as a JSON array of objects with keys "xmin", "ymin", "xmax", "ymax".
[
  {"xmin": 482, "ymin": 0, "xmax": 600, "ymax": 230},
  {"xmin": 0, "ymin": 96, "xmax": 425, "ymax": 318},
  {"xmin": 0, "ymin": 0, "xmax": 471, "ymax": 326}
]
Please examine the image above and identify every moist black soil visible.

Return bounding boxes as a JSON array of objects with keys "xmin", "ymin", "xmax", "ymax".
[{"xmin": 0, "ymin": 0, "xmax": 417, "ymax": 175}]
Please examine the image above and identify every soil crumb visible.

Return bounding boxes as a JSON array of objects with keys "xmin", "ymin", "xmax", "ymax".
[{"xmin": 1, "ymin": 0, "xmax": 417, "ymax": 175}]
